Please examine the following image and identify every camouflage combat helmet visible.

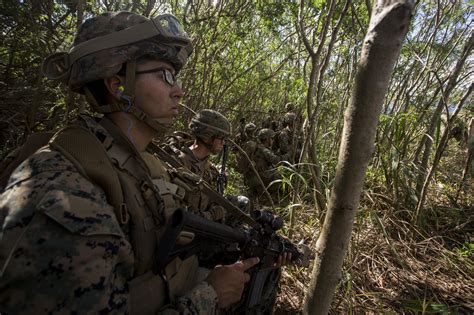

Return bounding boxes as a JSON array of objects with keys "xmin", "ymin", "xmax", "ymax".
[
  {"xmin": 244, "ymin": 122, "xmax": 257, "ymax": 132},
  {"xmin": 283, "ymin": 112, "xmax": 296, "ymax": 126},
  {"xmin": 285, "ymin": 102, "xmax": 294, "ymax": 112},
  {"xmin": 258, "ymin": 128, "xmax": 275, "ymax": 141},
  {"xmin": 42, "ymin": 11, "xmax": 193, "ymax": 133},
  {"xmin": 189, "ymin": 109, "xmax": 231, "ymax": 142}
]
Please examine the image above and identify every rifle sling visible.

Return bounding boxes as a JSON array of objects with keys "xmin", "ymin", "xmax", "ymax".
[{"xmin": 148, "ymin": 143, "xmax": 260, "ymax": 229}]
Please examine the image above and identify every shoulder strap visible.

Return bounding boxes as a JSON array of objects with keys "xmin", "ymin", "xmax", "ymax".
[
  {"xmin": 147, "ymin": 143, "xmax": 261, "ymax": 229},
  {"xmin": 49, "ymin": 125, "xmax": 127, "ymax": 223},
  {"xmin": 0, "ymin": 132, "xmax": 54, "ymax": 191}
]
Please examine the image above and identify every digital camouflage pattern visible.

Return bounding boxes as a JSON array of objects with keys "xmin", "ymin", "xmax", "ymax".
[
  {"xmin": 0, "ymin": 116, "xmax": 218, "ymax": 314},
  {"xmin": 70, "ymin": 12, "xmax": 188, "ymax": 91},
  {"xmin": 244, "ymin": 122, "xmax": 257, "ymax": 134},
  {"xmin": 282, "ymin": 112, "xmax": 296, "ymax": 127},
  {"xmin": 252, "ymin": 144, "xmax": 282, "ymax": 178},
  {"xmin": 0, "ymin": 146, "xmax": 133, "ymax": 314}
]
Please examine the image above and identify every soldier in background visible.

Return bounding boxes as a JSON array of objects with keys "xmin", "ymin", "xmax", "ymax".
[
  {"xmin": 262, "ymin": 108, "xmax": 279, "ymax": 131},
  {"xmin": 234, "ymin": 122, "xmax": 257, "ymax": 157},
  {"xmin": 246, "ymin": 128, "xmax": 285, "ymax": 205},
  {"xmin": 276, "ymin": 112, "xmax": 297, "ymax": 163},
  {"xmin": 284, "ymin": 102, "xmax": 295, "ymax": 115},
  {"xmin": 175, "ymin": 109, "xmax": 251, "ymax": 219},
  {"xmin": 244, "ymin": 122, "xmax": 258, "ymax": 141},
  {"xmin": 179, "ymin": 109, "xmax": 230, "ymax": 186},
  {"xmin": 234, "ymin": 117, "xmax": 248, "ymax": 146},
  {"xmin": 235, "ymin": 122, "xmax": 258, "ymax": 185}
]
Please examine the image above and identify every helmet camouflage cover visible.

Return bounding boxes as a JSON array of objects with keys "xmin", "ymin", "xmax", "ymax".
[
  {"xmin": 189, "ymin": 109, "xmax": 231, "ymax": 141},
  {"xmin": 42, "ymin": 11, "xmax": 193, "ymax": 92},
  {"xmin": 258, "ymin": 128, "xmax": 275, "ymax": 141},
  {"xmin": 244, "ymin": 122, "xmax": 257, "ymax": 132}
]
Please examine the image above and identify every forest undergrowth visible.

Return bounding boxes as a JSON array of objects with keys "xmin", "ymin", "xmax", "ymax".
[{"xmin": 271, "ymin": 145, "xmax": 473, "ymax": 314}]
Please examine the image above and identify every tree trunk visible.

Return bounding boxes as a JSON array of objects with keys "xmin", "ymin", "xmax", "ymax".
[{"xmin": 303, "ymin": 1, "xmax": 414, "ymax": 314}]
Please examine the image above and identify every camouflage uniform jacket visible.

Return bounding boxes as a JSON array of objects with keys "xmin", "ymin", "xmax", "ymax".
[
  {"xmin": 175, "ymin": 146, "xmax": 226, "ymax": 222},
  {"xmin": 236, "ymin": 139, "xmax": 257, "ymax": 175},
  {"xmin": 0, "ymin": 115, "xmax": 217, "ymax": 314},
  {"xmin": 249, "ymin": 144, "xmax": 282, "ymax": 184},
  {"xmin": 277, "ymin": 127, "xmax": 294, "ymax": 161},
  {"xmin": 253, "ymin": 144, "xmax": 281, "ymax": 171},
  {"xmin": 178, "ymin": 146, "xmax": 219, "ymax": 186}
]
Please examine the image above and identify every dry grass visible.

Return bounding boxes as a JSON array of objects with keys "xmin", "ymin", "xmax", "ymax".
[
  {"xmin": 272, "ymin": 140, "xmax": 473, "ymax": 314},
  {"xmin": 275, "ymin": 196, "xmax": 473, "ymax": 314}
]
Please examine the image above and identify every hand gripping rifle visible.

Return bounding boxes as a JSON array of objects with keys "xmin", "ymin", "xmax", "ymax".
[
  {"xmin": 147, "ymin": 143, "xmax": 310, "ymax": 313},
  {"xmin": 216, "ymin": 144, "xmax": 228, "ymax": 194},
  {"xmin": 154, "ymin": 208, "xmax": 310, "ymax": 314}
]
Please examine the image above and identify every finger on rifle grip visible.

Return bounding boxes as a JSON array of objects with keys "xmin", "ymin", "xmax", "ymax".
[{"xmin": 240, "ymin": 257, "xmax": 260, "ymax": 271}]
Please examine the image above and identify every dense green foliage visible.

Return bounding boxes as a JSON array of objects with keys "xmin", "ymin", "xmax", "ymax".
[{"xmin": 0, "ymin": 0, "xmax": 472, "ymax": 312}]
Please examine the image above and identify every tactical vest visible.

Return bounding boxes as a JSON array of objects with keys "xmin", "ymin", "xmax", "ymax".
[
  {"xmin": 178, "ymin": 146, "xmax": 218, "ymax": 185},
  {"xmin": 0, "ymin": 116, "xmax": 199, "ymax": 314}
]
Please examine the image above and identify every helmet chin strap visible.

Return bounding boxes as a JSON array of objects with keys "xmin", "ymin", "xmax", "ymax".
[
  {"xmin": 85, "ymin": 60, "xmax": 175, "ymax": 135},
  {"xmin": 131, "ymin": 109, "xmax": 174, "ymax": 134}
]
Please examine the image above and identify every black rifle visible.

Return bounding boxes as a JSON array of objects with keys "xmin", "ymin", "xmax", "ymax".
[
  {"xmin": 155, "ymin": 208, "xmax": 310, "ymax": 314},
  {"xmin": 217, "ymin": 144, "xmax": 228, "ymax": 194},
  {"xmin": 147, "ymin": 143, "xmax": 310, "ymax": 313}
]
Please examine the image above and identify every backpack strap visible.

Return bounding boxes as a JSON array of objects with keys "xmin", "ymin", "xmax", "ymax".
[
  {"xmin": 148, "ymin": 143, "xmax": 261, "ymax": 229},
  {"xmin": 49, "ymin": 125, "xmax": 128, "ymax": 224},
  {"xmin": 0, "ymin": 132, "xmax": 54, "ymax": 191}
]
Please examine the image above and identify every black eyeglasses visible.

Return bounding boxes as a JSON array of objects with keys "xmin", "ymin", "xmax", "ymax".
[{"xmin": 135, "ymin": 67, "xmax": 178, "ymax": 87}]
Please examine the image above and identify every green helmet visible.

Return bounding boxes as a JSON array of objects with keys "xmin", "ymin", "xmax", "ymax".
[
  {"xmin": 189, "ymin": 109, "xmax": 231, "ymax": 141},
  {"xmin": 244, "ymin": 122, "xmax": 257, "ymax": 132},
  {"xmin": 258, "ymin": 128, "xmax": 275, "ymax": 141},
  {"xmin": 43, "ymin": 12, "xmax": 192, "ymax": 92}
]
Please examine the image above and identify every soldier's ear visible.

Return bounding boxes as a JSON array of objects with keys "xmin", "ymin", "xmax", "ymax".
[{"xmin": 104, "ymin": 75, "xmax": 124, "ymax": 99}]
